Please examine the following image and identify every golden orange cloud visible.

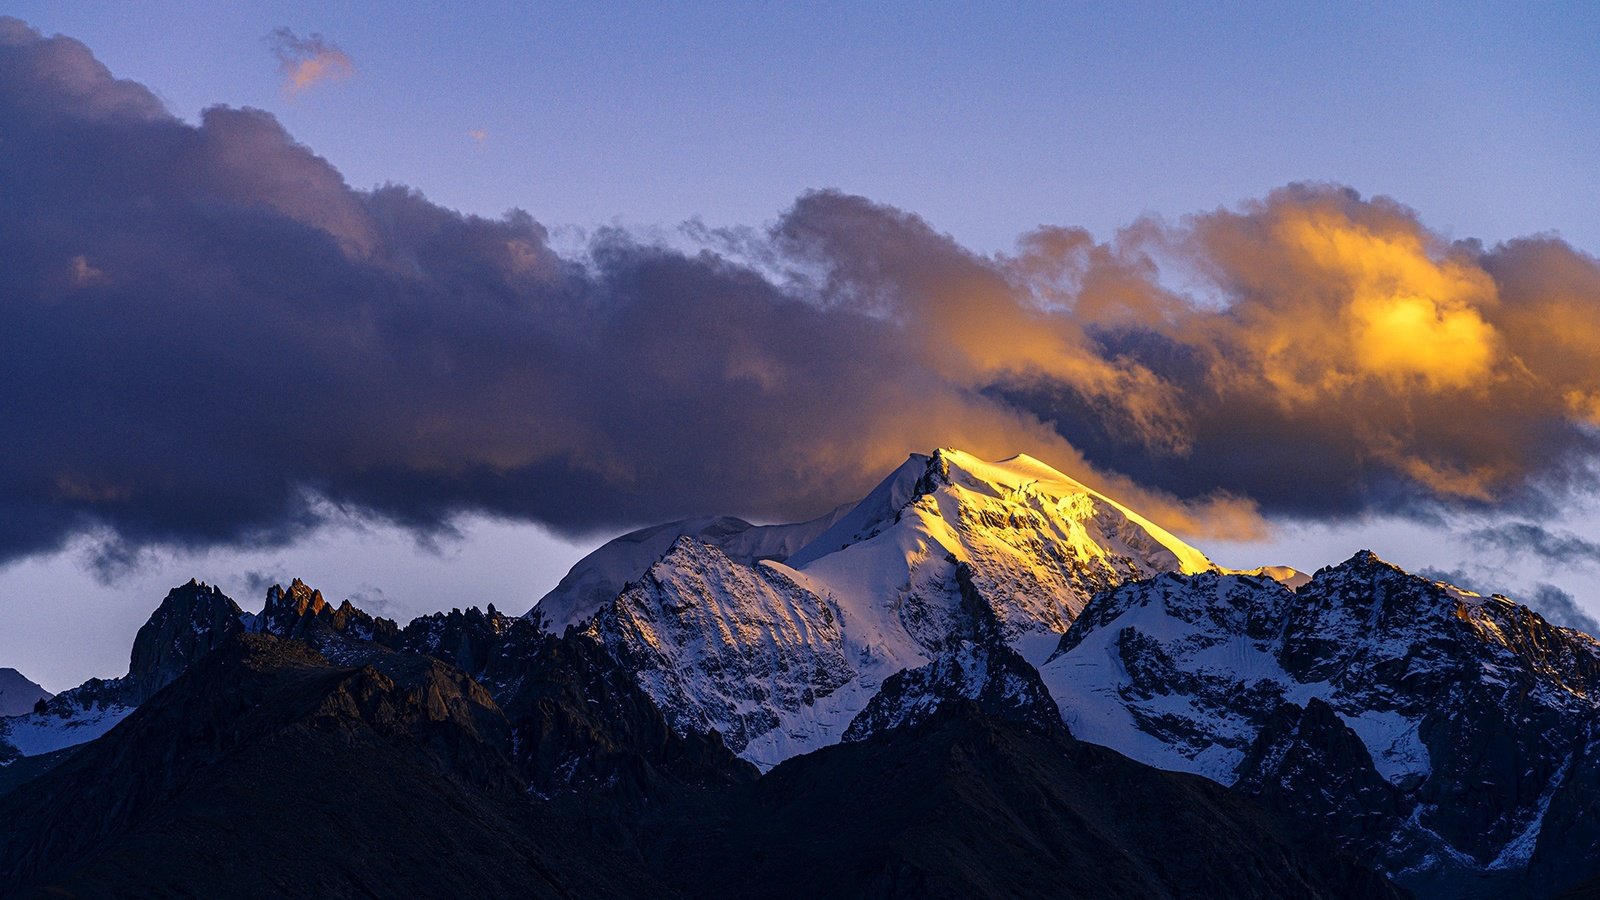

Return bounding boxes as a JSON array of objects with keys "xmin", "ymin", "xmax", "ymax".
[{"xmin": 991, "ymin": 184, "xmax": 1600, "ymax": 511}]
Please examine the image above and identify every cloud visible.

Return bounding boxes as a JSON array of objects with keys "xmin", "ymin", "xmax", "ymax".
[
  {"xmin": 346, "ymin": 583, "xmax": 399, "ymax": 618},
  {"xmin": 1417, "ymin": 566, "xmax": 1477, "ymax": 588},
  {"xmin": 996, "ymin": 186, "xmax": 1600, "ymax": 519},
  {"xmin": 242, "ymin": 568, "xmax": 286, "ymax": 598},
  {"xmin": 468, "ymin": 129, "xmax": 488, "ymax": 143},
  {"xmin": 267, "ymin": 27, "xmax": 353, "ymax": 94},
  {"xmin": 1466, "ymin": 522, "xmax": 1600, "ymax": 569},
  {"xmin": 3, "ymin": 18, "xmax": 1600, "ymax": 568}
]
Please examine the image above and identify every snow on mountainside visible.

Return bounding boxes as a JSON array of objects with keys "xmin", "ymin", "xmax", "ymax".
[
  {"xmin": 0, "ymin": 669, "xmax": 50, "ymax": 718},
  {"xmin": 0, "ymin": 676, "xmax": 136, "ymax": 768},
  {"xmin": 577, "ymin": 448, "xmax": 1218, "ymax": 768},
  {"xmin": 1225, "ymin": 564, "xmax": 1311, "ymax": 590},
  {"xmin": 1038, "ymin": 550, "xmax": 1600, "ymax": 890},
  {"xmin": 531, "ymin": 508, "xmax": 852, "ymax": 632},
  {"xmin": 585, "ymin": 537, "xmax": 856, "ymax": 758}
]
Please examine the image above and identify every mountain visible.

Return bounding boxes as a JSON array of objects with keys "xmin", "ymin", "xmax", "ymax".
[
  {"xmin": 570, "ymin": 448, "xmax": 1218, "ymax": 767},
  {"xmin": 0, "ymin": 633, "xmax": 638, "ymax": 899},
  {"xmin": 0, "ymin": 579, "xmax": 245, "ymax": 782},
  {"xmin": 540, "ymin": 450, "xmax": 1600, "ymax": 894},
  {"xmin": 9, "ymin": 447, "xmax": 1600, "ymax": 896},
  {"xmin": 0, "ymin": 669, "xmax": 49, "ymax": 718},
  {"xmin": 0, "ymin": 622, "xmax": 1396, "ymax": 899},
  {"xmin": 1037, "ymin": 551, "xmax": 1600, "ymax": 896},
  {"xmin": 392, "ymin": 603, "xmax": 758, "ymax": 798}
]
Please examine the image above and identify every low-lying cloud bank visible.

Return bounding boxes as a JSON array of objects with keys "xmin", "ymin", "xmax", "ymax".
[{"xmin": 4, "ymin": 18, "xmax": 1600, "ymax": 568}]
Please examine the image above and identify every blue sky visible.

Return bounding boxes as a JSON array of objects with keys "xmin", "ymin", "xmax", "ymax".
[
  {"xmin": 4, "ymin": 3, "xmax": 1599, "ymax": 690},
  {"xmin": 17, "ymin": 2, "xmax": 1598, "ymax": 253}
]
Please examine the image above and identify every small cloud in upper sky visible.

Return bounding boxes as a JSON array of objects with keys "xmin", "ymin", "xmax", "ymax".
[
  {"xmin": 69, "ymin": 255, "xmax": 107, "ymax": 287},
  {"xmin": 267, "ymin": 28, "xmax": 354, "ymax": 95},
  {"xmin": 468, "ymin": 129, "xmax": 488, "ymax": 143}
]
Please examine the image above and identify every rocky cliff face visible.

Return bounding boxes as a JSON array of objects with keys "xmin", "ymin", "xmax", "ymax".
[
  {"xmin": 842, "ymin": 638, "xmax": 1064, "ymax": 742},
  {"xmin": 583, "ymin": 537, "xmax": 856, "ymax": 759},
  {"xmin": 248, "ymin": 578, "xmax": 401, "ymax": 655},
  {"xmin": 127, "ymin": 579, "xmax": 245, "ymax": 700},
  {"xmin": 397, "ymin": 602, "xmax": 757, "ymax": 797}
]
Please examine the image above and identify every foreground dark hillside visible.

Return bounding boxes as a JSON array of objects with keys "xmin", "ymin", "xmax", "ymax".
[
  {"xmin": 0, "ymin": 629, "xmax": 1396, "ymax": 899},
  {"xmin": 0, "ymin": 636, "xmax": 646, "ymax": 899},
  {"xmin": 651, "ymin": 708, "xmax": 1399, "ymax": 899}
]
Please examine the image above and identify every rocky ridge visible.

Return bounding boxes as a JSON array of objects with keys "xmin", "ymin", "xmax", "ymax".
[
  {"xmin": 1038, "ymin": 550, "xmax": 1600, "ymax": 894},
  {"xmin": 0, "ymin": 622, "xmax": 1398, "ymax": 900}
]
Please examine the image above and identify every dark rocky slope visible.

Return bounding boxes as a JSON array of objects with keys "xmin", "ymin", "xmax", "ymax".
[
  {"xmin": 0, "ymin": 624, "xmax": 1397, "ymax": 899},
  {"xmin": 654, "ymin": 704, "xmax": 1400, "ymax": 899},
  {"xmin": 0, "ymin": 633, "xmax": 677, "ymax": 899}
]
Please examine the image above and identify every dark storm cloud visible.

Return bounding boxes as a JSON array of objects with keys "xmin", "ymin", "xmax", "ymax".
[
  {"xmin": 1417, "ymin": 567, "xmax": 1480, "ymax": 590},
  {"xmin": 3, "ymin": 17, "xmax": 1204, "ymax": 563},
  {"xmin": 4, "ymin": 18, "xmax": 1600, "ymax": 565}
]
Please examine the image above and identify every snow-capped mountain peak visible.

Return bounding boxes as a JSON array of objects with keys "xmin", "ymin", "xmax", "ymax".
[
  {"xmin": 563, "ymin": 448, "xmax": 1217, "ymax": 768},
  {"xmin": 1038, "ymin": 548, "xmax": 1600, "ymax": 888},
  {"xmin": 785, "ymin": 448, "xmax": 1216, "ymax": 652}
]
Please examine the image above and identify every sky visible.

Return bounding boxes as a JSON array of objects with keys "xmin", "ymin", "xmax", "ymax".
[{"xmin": 3, "ymin": 3, "xmax": 1600, "ymax": 691}]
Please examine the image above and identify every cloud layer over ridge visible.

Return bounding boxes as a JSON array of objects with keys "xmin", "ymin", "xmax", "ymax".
[{"xmin": 4, "ymin": 18, "xmax": 1600, "ymax": 567}]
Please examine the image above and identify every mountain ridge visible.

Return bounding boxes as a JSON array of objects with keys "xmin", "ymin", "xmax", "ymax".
[{"xmin": 0, "ymin": 624, "xmax": 1397, "ymax": 899}]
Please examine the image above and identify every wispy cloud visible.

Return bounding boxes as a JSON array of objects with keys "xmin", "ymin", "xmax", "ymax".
[
  {"xmin": 1467, "ymin": 522, "xmax": 1600, "ymax": 569},
  {"xmin": 267, "ymin": 28, "xmax": 354, "ymax": 95},
  {"xmin": 1418, "ymin": 565, "xmax": 1599, "ymax": 636},
  {"xmin": 1526, "ymin": 583, "xmax": 1600, "ymax": 636},
  {"xmin": 468, "ymin": 129, "xmax": 488, "ymax": 143}
]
